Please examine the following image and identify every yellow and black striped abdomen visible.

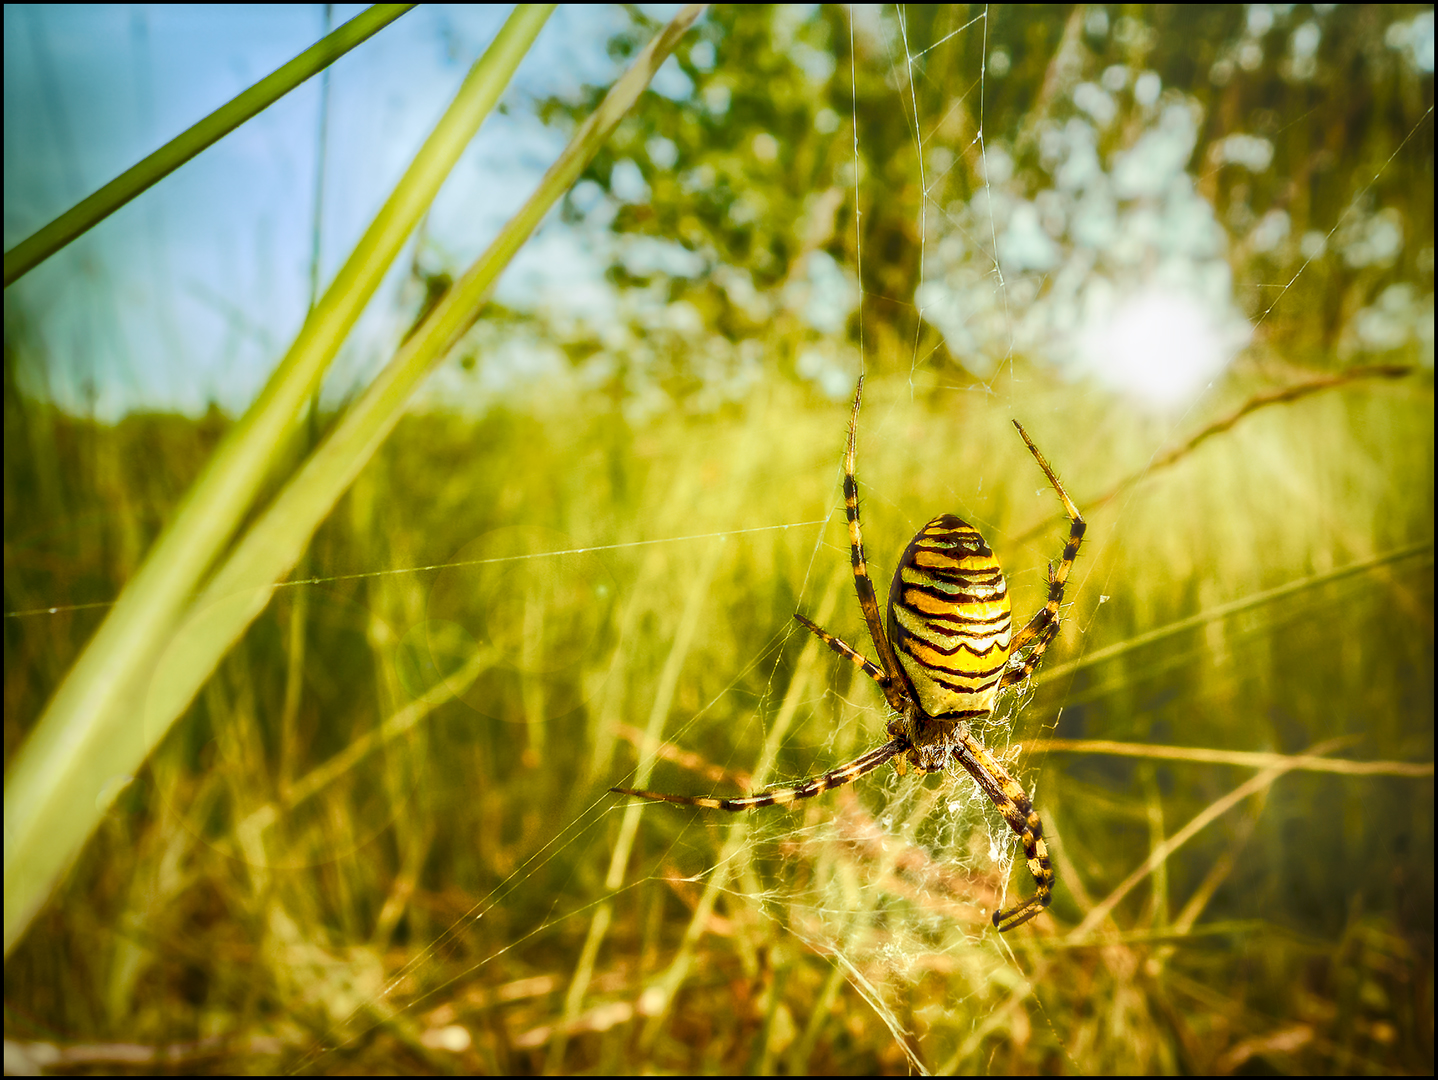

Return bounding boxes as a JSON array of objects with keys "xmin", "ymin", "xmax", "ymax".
[{"xmin": 887, "ymin": 515, "xmax": 1013, "ymax": 719}]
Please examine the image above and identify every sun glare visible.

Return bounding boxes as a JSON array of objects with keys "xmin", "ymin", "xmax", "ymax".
[{"xmin": 1078, "ymin": 287, "xmax": 1247, "ymax": 409}]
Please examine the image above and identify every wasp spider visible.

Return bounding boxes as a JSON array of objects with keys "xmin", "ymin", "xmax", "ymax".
[{"xmin": 615, "ymin": 377, "xmax": 1085, "ymax": 931}]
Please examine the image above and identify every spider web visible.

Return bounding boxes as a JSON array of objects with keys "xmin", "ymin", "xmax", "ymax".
[
  {"xmin": 288, "ymin": 6, "xmax": 1431, "ymax": 1072},
  {"xmin": 263, "ymin": 18, "xmax": 1056, "ymax": 1069},
  {"xmin": 590, "ymin": 12, "xmax": 1081, "ymax": 1063}
]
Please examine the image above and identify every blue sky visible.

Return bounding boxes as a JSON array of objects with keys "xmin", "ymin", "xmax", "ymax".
[{"xmin": 4, "ymin": 5, "xmax": 686, "ymax": 418}]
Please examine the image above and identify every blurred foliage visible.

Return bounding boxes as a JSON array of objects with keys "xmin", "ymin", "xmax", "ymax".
[
  {"xmin": 4, "ymin": 3, "xmax": 1435, "ymax": 1076},
  {"xmin": 523, "ymin": 4, "xmax": 1432, "ymax": 407}
]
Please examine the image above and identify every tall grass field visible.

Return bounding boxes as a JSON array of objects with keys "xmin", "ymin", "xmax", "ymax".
[{"xmin": 5, "ymin": 4, "xmax": 1433, "ymax": 1074}]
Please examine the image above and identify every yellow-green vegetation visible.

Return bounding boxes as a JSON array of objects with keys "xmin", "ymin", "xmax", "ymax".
[
  {"xmin": 4, "ymin": 3, "xmax": 1433, "ymax": 1075},
  {"xmin": 4, "ymin": 359, "xmax": 1431, "ymax": 1072}
]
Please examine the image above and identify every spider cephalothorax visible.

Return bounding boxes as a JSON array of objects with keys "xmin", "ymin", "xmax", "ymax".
[{"xmin": 616, "ymin": 377, "xmax": 1085, "ymax": 931}]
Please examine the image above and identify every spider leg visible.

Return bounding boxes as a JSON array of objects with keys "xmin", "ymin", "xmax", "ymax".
[
  {"xmin": 1006, "ymin": 561, "xmax": 1059, "ymax": 657},
  {"xmin": 1003, "ymin": 421, "xmax": 1086, "ymax": 683},
  {"xmin": 952, "ymin": 728, "xmax": 1054, "ymax": 931},
  {"xmin": 794, "ymin": 614, "xmax": 887, "ymax": 687},
  {"xmin": 612, "ymin": 738, "xmax": 906, "ymax": 811},
  {"xmin": 839, "ymin": 377, "xmax": 911, "ymax": 713},
  {"xmin": 998, "ymin": 618, "xmax": 1063, "ymax": 691},
  {"xmin": 999, "ymin": 562, "xmax": 1064, "ymax": 690}
]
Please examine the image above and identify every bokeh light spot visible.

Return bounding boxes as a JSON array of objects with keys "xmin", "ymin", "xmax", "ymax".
[{"xmin": 1078, "ymin": 287, "xmax": 1244, "ymax": 408}]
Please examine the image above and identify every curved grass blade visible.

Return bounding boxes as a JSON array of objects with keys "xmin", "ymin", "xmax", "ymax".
[
  {"xmin": 3, "ymin": 4, "xmax": 417, "ymax": 287},
  {"xmin": 3, "ymin": 4, "xmax": 558, "ymax": 956}
]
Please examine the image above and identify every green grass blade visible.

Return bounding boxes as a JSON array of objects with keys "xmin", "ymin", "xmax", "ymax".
[
  {"xmin": 3, "ymin": 3, "xmax": 557, "ymax": 956},
  {"xmin": 3, "ymin": 4, "xmax": 417, "ymax": 287},
  {"xmin": 146, "ymin": 2, "xmax": 708, "ymax": 764}
]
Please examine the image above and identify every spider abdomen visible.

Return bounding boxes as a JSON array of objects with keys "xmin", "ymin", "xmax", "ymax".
[{"xmin": 886, "ymin": 514, "xmax": 1014, "ymax": 719}]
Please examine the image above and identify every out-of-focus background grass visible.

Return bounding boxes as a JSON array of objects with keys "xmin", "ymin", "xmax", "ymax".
[{"xmin": 5, "ymin": 5, "xmax": 1433, "ymax": 1074}]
